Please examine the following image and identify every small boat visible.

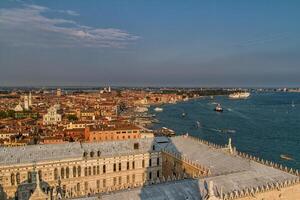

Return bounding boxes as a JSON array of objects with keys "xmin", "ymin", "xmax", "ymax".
[
  {"xmin": 182, "ymin": 112, "xmax": 186, "ymax": 117},
  {"xmin": 195, "ymin": 121, "xmax": 201, "ymax": 128},
  {"xmin": 154, "ymin": 107, "xmax": 163, "ymax": 112},
  {"xmin": 292, "ymin": 101, "xmax": 295, "ymax": 107},
  {"xmin": 280, "ymin": 154, "xmax": 294, "ymax": 161},
  {"xmin": 214, "ymin": 104, "xmax": 223, "ymax": 112}
]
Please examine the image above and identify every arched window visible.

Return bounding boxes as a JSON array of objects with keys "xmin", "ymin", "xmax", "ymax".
[
  {"xmin": 16, "ymin": 172, "xmax": 20, "ymax": 185},
  {"xmin": 77, "ymin": 183, "xmax": 80, "ymax": 192},
  {"xmin": 28, "ymin": 172, "xmax": 32, "ymax": 183},
  {"xmin": 73, "ymin": 166, "xmax": 77, "ymax": 177},
  {"xmin": 66, "ymin": 167, "xmax": 69, "ymax": 179},
  {"xmin": 83, "ymin": 152, "xmax": 87, "ymax": 157},
  {"xmin": 93, "ymin": 166, "xmax": 96, "ymax": 175},
  {"xmin": 77, "ymin": 166, "xmax": 81, "ymax": 177},
  {"xmin": 88, "ymin": 166, "xmax": 92, "ymax": 176},
  {"xmin": 97, "ymin": 166, "xmax": 100, "ymax": 175},
  {"xmin": 38, "ymin": 170, "xmax": 42, "ymax": 180},
  {"xmin": 11, "ymin": 173, "xmax": 15, "ymax": 186},
  {"xmin": 97, "ymin": 151, "xmax": 101, "ymax": 157},
  {"xmin": 90, "ymin": 151, "xmax": 94, "ymax": 157},
  {"xmin": 61, "ymin": 168, "xmax": 65, "ymax": 179},
  {"xmin": 84, "ymin": 167, "xmax": 88, "ymax": 176},
  {"xmin": 54, "ymin": 168, "xmax": 58, "ymax": 180}
]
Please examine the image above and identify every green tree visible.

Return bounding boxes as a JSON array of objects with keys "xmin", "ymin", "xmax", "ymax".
[{"xmin": 67, "ymin": 114, "xmax": 78, "ymax": 121}]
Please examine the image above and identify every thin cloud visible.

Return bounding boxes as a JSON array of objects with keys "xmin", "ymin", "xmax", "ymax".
[
  {"xmin": 235, "ymin": 32, "xmax": 290, "ymax": 47},
  {"xmin": 0, "ymin": 4, "xmax": 139, "ymax": 48}
]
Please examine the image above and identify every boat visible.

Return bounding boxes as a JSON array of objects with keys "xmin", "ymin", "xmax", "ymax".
[
  {"xmin": 214, "ymin": 104, "xmax": 223, "ymax": 112},
  {"xmin": 229, "ymin": 92, "xmax": 250, "ymax": 99},
  {"xmin": 155, "ymin": 127, "xmax": 176, "ymax": 137},
  {"xmin": 280, "ymin": 154, "xmax": 294, "ymax": 161},
  {"xmin": 154, "ymin": 107, "xmax": 163, "ymax": 112},
  {"xmin": 292, "ymin": 101, "xmax": 295, "ymax": 107},
  {"xmin": 195, "ymin": 121, "xmax": 201, "ymax": 128},
  {"xmin": 182, "ymin": 112, "xmax": 186, "ymax": 117}
]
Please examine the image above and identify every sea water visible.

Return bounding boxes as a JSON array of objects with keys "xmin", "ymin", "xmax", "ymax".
[{"xmin": 151, "ymin": 92, "xmax": 300, "ymax": 169}]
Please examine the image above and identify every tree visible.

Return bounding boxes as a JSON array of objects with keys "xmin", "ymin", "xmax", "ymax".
[{"xmin": 67, "ymin": 114, "xmax": 78, "ymax": 121}]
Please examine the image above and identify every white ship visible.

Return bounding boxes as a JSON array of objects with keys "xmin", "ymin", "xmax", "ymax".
[
  {"xmin": 154, "ymin": 107, "xmax": 163, "ymax": 112},
  {"xmin": 229, "ymin": 92, "xmax": 250, "ymax": 99}
]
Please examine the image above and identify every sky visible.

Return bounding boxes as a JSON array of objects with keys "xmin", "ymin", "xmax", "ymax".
[{"xmin": 0, "ymin": 0, "xmax": 300, "ymax": 87}]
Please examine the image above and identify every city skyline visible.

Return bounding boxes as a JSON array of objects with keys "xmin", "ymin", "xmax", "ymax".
[{"xmin": 1, "ymin": 0, "xmax": 300, "ymax": 87}]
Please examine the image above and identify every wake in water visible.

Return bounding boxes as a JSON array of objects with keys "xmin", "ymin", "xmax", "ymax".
[{"xmin": 194, "ymin": 121, "xmax": 236, "ymax": 134}]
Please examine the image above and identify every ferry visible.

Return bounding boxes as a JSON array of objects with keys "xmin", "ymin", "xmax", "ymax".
[
  {"xmin": 229, "ymin": 92, "xmax": 250, "ymax": 99},
  {"xmin": 154, "ymin": 107, "xmax": 163, "ymax": 112},
  {"xmin": 214, "ymin": 104, "xmax": 223, "ymax": 112}
]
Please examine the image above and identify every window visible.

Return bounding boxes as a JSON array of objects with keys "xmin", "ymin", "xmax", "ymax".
[
  {"xmin": 54, "ymin": 168, "xmax": 58, "ymax": 180},
  {"xmin": 84, "ymin": 182, "xmax": 88, "ymax": 191},
  {"xmin": 119, "ymin": 163, "xmax": 122, "ymax": 171},
  {"xmin": 149, "ymin": 159, "xmax": 152, "ymax": 167},
  {"xmin": 93, "ymin": 166, "xmax": 96, "ymax": 175},
  {"xmin": 84, "ymin": 167, "xmax": 88, "ymax": 176},
  {"xmin": 78, "ymin": 166, "xmax": 81, "ymax": 177},
  {"xmin": 152, "ymin": 145, "xmax": 155, "ymax": 151},
  {"xmin": 134, "ymin": 143, "xmax": 139, "ymax": 149},
  {"xmin": 61, "ymin": 168, "xmax": 65, "ymax": 179},
  {"xmin": 88, "ymin": 166, "xmax": 92, "ymax": 176},
  {"xmin": 90, "ymin": 151, "xmax": 94, "ymax": 157},
  {"xmin": 157, "ymin": 170, "xmax": 160, "ymax": 178},
  {"xmin": 113, "ymin": 163, "xmax": 116, "ymax": 172},
  {"xmin": 83, "ymin": 152, "xmax": 87, "ymax": 157},
  {"xmin": 103, "ymin": 165, "xmax": 106, "ymax": 174},
  {"xmin": 119, "ymin": 176, "xmax": 122, "ymax": 185},
  {"xmin": 132, "ymin": 161, "xmax": 135, "ymax": 169},
  {"xmin": 113, "ymin": 177, "xmax": 117, "ymax": 185},
  {"xmin": 127, "ymin": 162, "xmax": 130, "ymax": 170},
  {"xmin": 157, "ymin": 157, "xmax": 160, "ymax": 166},
  {"xmin": 149, "ymin": 172, "xmax": 152, "ymax": 180},
  {"xmin": 127, "ymin": 175, "xmax": 130, "ymax": 183},
  {"xmin": 103, "ymin": 179, "xmax": 106, "ymax": 187},
  {"xmin": 16, "ymin": 172, "xmax": 20, "ymax": 185},
  {"xmin": 97, "ymin": 166, "xmax": 100, "ymax": 175},
  {"xmin": 66, "ymin": 167, "xmax": 69, "ymax": 179},
  {"xmin": 132, "ymin": 174, "xmax": 135, "ymax": 182},
  {"xmin": 38, "ymin": 170, "xmax": 42, "ymax": 180},
  {"xmin": 97, "ymin": 151, "xmax": 101, "ymax": 157},
  {"xmin": 97, "ymin": 180, "xmax": 100, "ymax": 189},
  {"xmin": 11, "ymin": 173, "xmax": 15, "ymax": 186},
  {"xmin": 142, "ymin": 160, "xmax": 145, "ymax": 168},
  {"xmin": 77, "ymin": 183, "xmax": 80, "ymax": 192},
  {"xmin": 73, "ymin": 166, "xmax": 77, "ymax": 177}
]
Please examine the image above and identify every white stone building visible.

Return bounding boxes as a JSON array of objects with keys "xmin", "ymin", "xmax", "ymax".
[{"xmin": 43, "ymin": 105, "xmax": 62, "ymax": 125}]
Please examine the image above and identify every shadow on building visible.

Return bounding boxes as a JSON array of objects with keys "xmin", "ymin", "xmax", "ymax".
[{"xmin": 137, "ymin": 135, "xmax": 214, "ymax": 200}]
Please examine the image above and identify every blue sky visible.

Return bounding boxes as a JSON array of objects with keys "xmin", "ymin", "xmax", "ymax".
[{"xmin": 0, "ymin": 0, "xmax": 300, "ymax": 87}]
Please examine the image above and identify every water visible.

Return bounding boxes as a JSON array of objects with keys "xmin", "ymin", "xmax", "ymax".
[{"xmin": 151, "ymin": 92, "xmax": 300, "ymax": 170}]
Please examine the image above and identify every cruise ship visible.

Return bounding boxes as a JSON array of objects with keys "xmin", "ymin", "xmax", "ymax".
[{"xmin": 229, "ymin": 92, "xmax": 250, "ymax": 99}]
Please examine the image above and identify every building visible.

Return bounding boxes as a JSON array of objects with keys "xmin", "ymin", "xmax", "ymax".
[
  {"xmin": 84, "ymin": 124, "xmax": 142, "ymax": 142},
  {"xmin": 56, "ymin": 88, "xmax": 62, "ymax": 97},
  {"xmin": 24, "ymin": 95, "xmax": 29, "ymax": 110},
  {"xmin": 43, "ymin": 106, "xmax": 62, "ymax": 125},
  {"xmin": 0, "ymin": 136, "xmax": 299, "ymax": 200},
  {"xmin": 28, "ymin": 92, "xmax": 32, "ymax": 107}
]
